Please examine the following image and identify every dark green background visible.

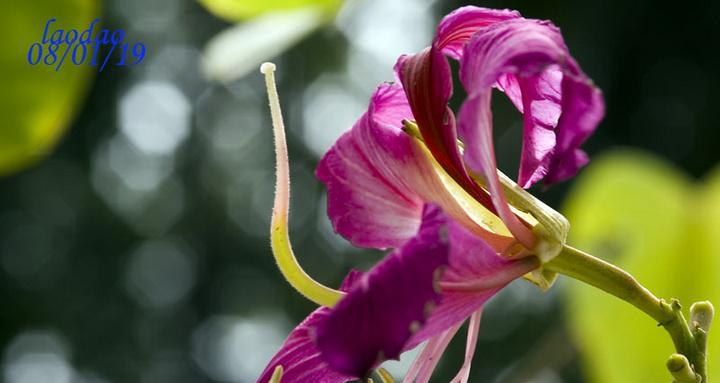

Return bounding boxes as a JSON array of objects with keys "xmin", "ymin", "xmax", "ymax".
[{"xmin": 1, "ymin": 0, "xmax": 718, "ymax": 382}]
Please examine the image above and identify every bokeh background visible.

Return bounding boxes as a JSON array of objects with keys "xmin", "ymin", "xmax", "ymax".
[{"xmin": 1, "ymin": 0, "xmax": 719, "ymax": 382}]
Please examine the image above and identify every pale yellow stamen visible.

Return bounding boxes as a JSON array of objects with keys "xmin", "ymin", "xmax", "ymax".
[
  {"xmin": 269, "ymin": 365, "xmax": 284, "ymax": 383},
  {"xmin": 262, "ymin": 62, "xmax": 344, "ymax": 307},
  {"xmin": 377, "ymin": 368, "xmax": 396, "ymax": 383}
]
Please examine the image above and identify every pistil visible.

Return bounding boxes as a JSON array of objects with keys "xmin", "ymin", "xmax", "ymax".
[{"xmin": 262, "ymin": 62, "xmax": 344, "ymax": 307}]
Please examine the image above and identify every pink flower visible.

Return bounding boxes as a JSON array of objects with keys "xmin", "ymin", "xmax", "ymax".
[{"xmin": 258, "ymin": 6, "xmax": 604, "ymax": 383}]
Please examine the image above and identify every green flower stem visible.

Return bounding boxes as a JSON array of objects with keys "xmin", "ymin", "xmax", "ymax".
[{"xmin": 545, "ymin": 245, "xmax": 709, "ymax": 382}]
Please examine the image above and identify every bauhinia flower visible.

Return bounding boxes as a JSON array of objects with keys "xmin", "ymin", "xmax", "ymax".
[{"xmin": 257, "ymin": 6, "xmax": 609, "ymax": 383}]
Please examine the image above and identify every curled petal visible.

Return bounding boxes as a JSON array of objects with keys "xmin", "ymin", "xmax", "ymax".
[
  {"xmin": 394, "ymin": 48, "xmax": 496, "ymax": 213},
  {"xmin": 315, "ymin": 206, "xmax": 449, "ymax": 376},
  {"xmin": 396, "ymin": 8, "xmax": 541, "ymax": 248},
  {"xmin": 395, "ymin": 5, "xmax": 520, "ymax": 207},
  {"xmin": 459, "ymin": 18, "xmax": 604, "ymax": 188},
  {"xmin": 256, "ymin": 272, "xmax": 363, "ymax": 383},
  {"xmin": 395, "ymin": 6, "xmax": 519, "ymax": 215},
  {"xmin": 545, "ymin": 73, "xmax": 605, "ymax": 184},
  {"xmin": 435, "ymin": 6, "xmax": 521, "ymax": 59},
  {"xmin": 457, "ymin": 88, "xmax": 536, "ymax": 248}
]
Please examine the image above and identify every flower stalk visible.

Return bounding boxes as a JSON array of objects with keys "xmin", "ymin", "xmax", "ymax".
[
  {"xmin": 668, "ymin": 354, "xmax": 701, "ymax": 383},
  {"xmin": 545, "ymin": 245, "xmax": 713, "ymax": 382}
]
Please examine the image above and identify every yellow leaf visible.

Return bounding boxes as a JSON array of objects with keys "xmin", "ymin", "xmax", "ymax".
[
  {"xmin": 0, "ymin": 0, "xmax": 99, "ymax": 176},
  {"xmin": 198, "ymin": 0, "xmax": 342, "ymax": 22}
]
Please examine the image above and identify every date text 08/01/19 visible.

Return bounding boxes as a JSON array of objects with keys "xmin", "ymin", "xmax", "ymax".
[{"xmin": 28, "ymin": 18, "xmax": 146, "ymax": 72}]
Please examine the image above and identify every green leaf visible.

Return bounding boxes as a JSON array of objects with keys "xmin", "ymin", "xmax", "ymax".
[
  {"xmin": 0, "ymin": 0, "xmax": 99, "ymax": 177},
  {"xmin": 198, "ymin": 0, "xmax": 342, "ymax": 22},
  {"xmin": 563, "ymin": 150, "xmax": 720, "ymax": 382}
]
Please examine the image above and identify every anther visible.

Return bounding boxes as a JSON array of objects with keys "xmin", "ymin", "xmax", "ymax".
[{"xmin": 269, "ymin": 365, "xmax": 284, "ymax": 383}]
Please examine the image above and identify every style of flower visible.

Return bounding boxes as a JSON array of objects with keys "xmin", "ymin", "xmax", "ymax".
[{"xmin": 258, "ymin": 6, "xmax": 604, "ymax": 383}]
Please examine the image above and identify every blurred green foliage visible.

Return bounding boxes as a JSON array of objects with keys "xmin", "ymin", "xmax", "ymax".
[
  {"xmin": 564, "ymin": 150, "xmax": 720, "ymax": 382},
  {"xmin": 1, "ymin": 1, "xmax": 719, "ymax": 382},
  {"xmin": 198, "ymin": 0, "xmax": 342, "ymax": 21},
  {"xmin": 0, "ymin": 0, "xmax": 98, "ymax": 176}
]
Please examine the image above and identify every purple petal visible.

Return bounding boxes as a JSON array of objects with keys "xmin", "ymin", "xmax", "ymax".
[
  {"xmin": 457, "ymin": 88, "xmax": 537, "ymax": 248},
  {"xmin": 316, "ymin": 82, "xmax": 516, "ymax": 253},
  {"xmin": 395, "ymin": 48, "xmax": 497, "ymax": 216},
  {"xmin": 394, "ymin": 6, "xmax": 520, "ymax": 217},
  {"xmin": 545, "ymin": 73, "xmax": 605, "ymax": 184},
  {"xmin": 315, "ymin": 206, "xmax": 449, "ymax": 377},
  {"xmin": 394, "ymin": 7, "xmax": 545, "ymax": 246},
  {"xmin": 498, "ymin": 68, "xmax": 564, "ymax": 186},
  {"xmin": 406, "ymin": 218, "xmax": 538, "ymax": 348},
  {"xmin": 399, "ymin": 6, "xmax": 519, "ymax": 195},
  {"xmin": 458, "ymin": 18, "xmax": 604, "ymax": 188},
  {"xmin": 316, "ymin": 83, "xmax": 425, "ymax": 249},
  {"xmin": 256, "ymin": 272, "xmax": 363, "ymax": 383},
  {"xmin": 275, "ymin": 207, "xmax": 535, "ymax": 380},
  {"xmin": 435, "ymin": 6, "xmax": 521, "ymax": 59}
]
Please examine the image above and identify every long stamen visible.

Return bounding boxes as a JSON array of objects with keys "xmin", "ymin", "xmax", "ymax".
[
  {"xmin": 403, "ymin": 322, "xmax": 463, "ymax": 383},
  {"xmin": 261, "ymin": 62, "xmax": 344, "ymax": 307},
  {"xmin": 450, "ymin": 310, "xmax": 482, "ymax": 383}
]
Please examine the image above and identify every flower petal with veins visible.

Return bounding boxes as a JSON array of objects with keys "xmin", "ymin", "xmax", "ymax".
[
  {"xmin": 256, "ymin": 272, "xmax": 363, "ymax": 383},
  {"xmin": 314, "ymin": 206, "xmax": 449, "ymax": 376},
  {"xmin": 457, "ymin": 17, "xmax": 604, "ymax": 188},
  {"xmin": 317, "ymin": 83, "xmax": 516, "ymax": 252},
  {"xmin": 407, "ymin": 214, "xmax": 538, "ymax": 348},
  {"xmin": 316, "ymin": 82, "xmax": 424, "ymax": 249}
]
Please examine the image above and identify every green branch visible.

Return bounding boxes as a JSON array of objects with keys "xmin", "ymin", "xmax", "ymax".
[{"xmin": 545, "ymin": 245, "xmax": 713, "ymax": 382}]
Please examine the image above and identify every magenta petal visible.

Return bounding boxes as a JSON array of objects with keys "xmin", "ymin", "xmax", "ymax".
[
  {"xmin": 315, "ymin": 206, "xmax": 449, "ymax": 377},
  {"xmin": 457, "ymin": 87, "xmax": 536, "ymax": 247},
  {"xmin": 256, "ymin": 272, "xmax": 363, "ymax": 383},
  {"xmin": 458, "ymin": 18, "xmax": 604, "ymax": 188},
  {"xmin": 406, "ymin": 218, "xmax": 538, "ymax": 348},
  {"xmin": 395, "ymin": 47, "xmax": 497, "ymax": 214},
  {"xmin": 499, "ymin": 68, "xmax": 564, "ymax": 187},
  {"xmin": 435, "ymin": 6, "xmax": 521, "ymax": 59},
  {"xmin": 316, "ymin": 83, "xmax": 425, "ymax": 249},
  {"xmin": 544, "ymin": 74, "xmax": 605, "ymax": 184}
]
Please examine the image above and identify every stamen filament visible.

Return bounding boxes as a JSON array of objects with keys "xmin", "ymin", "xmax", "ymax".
[
  {"xmin": 376, "ymin": 368, "xmax": 395, "ymax": 383},
  {"xmin": 450, "ymin": 310, "xmax": 482, "ymax": 383},
  {"xmin": 407, "ymin": 323, "xmax": 462, "ymax": 383},
  {"xmin": 261, "ymin": 62, "xmax": 344, "ymax": 307},
  {"xmin": 269, "ymin": 365, "xmax": 284, "ymax": 383}
]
